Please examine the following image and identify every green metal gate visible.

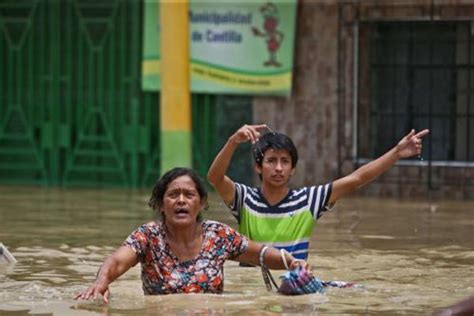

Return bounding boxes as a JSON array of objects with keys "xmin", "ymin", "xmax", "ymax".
[
  {"xmin": 0, "ymin": 0, "xmax": 253, "ymax": 188},
  {"xmin": 0, "ymin": 0, "xmax": 150, "ymax": 187}
]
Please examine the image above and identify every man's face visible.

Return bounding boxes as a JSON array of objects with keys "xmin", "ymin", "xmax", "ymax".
[{"xmin": 256, "ymin": 148, "xmax": 294, "ymax": 187}]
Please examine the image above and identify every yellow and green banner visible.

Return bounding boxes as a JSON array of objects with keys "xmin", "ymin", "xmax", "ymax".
[{"xmin": 142, "ymin": 0, "xmax": 297, "ymax": 96}]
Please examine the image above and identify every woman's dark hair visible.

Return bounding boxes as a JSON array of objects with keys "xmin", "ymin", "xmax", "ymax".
[
  {"xmin": 148, "ymin": 167, "xmax": 208, "ymax": 215},
  {"xmin": 252, "ymin": 132, "xmax": 298, "ymax": 168}
]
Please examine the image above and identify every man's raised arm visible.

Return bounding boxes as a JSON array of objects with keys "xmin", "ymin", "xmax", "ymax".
[
  {"xmin": 330, "ymin": 129, "xmax": 429, "ymax": 204},
  {"xmin": 207, "ymin": 124, "xmax": 267, "ymax": 205}
]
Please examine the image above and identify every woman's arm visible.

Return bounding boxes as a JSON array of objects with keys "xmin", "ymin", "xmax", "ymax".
[
  {"xmin": 74, "ymin": 246, "xmax": 138, "ymax": 304},
  {"xmin": 235, "ymin": 240, "xmax": 308, "ymax": 270}
]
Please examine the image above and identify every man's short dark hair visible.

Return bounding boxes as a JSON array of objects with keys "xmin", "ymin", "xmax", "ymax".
[{"xmin": 252, "ymin": 132, "xmax": 298, "ymax": 168}]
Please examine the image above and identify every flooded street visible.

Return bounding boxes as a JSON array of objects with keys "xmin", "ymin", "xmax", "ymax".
[{"xmin": 0, "ymin": 186, "xmax": 472, "ymax": 315}]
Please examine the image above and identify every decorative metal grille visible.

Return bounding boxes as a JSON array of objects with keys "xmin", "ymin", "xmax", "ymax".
[{"xmin": 358, "ymin": 21, "xmax": 473, "ymax": 164}]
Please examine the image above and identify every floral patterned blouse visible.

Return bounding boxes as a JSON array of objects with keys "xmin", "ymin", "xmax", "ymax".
[{"xmin": 123, "ymin": 220, "xmax": 249, "ymax": 294}]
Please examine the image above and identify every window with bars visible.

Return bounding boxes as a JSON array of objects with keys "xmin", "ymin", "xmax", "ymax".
[{"xmin": 358, "ymin": 21, "xmax": 473, "ymax": 164}]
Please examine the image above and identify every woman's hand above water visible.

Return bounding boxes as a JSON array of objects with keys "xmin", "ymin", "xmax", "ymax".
[
  {"xmin": 289, "ymin": 257, "xmax": 310, "ymax": 272},
  {"xmin": 74, "ymin": 281, "xmax": 110, "ymax": 304},
  {"xmin": 73, "ymin": 246, "xmax": 138, "ymax": 304}
]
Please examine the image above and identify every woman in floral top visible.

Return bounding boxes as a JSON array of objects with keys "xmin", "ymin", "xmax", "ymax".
[{"xmin": 75, "ymin": 168, "xmax": 307, "ymax": 303}]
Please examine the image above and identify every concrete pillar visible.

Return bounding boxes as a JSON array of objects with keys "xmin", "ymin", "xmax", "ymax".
[{"xmin": 159, "ymin": 0, "xmax": 192, "ymax": 173}]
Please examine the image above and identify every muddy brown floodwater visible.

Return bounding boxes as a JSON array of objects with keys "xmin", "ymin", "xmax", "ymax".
[{"xmin": 0, "ymin": 186, "xmax": 472, "ymax": 315}]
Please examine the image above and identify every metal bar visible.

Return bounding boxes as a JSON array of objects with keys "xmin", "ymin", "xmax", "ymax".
[
  {"xmin": 428, "ymin": 23, "xmax": 434, "ymax": 189},
  {"xmin": 74, "ymin": 149, "xmax": 119, "ymax": 158},
  {"xmin": 64, "ymin": 0, "xmax": 72, "ymax": 161},
  {"xmin": 0, "ymin": 148, "xmax": 35, "ymax": 154},
  {"xmin": 28, "ymin": 4, "xmax": 34, "ymax": 136},
  {"xmin": 352, "ymin": 21, "xmax": 359, "ymax": 162},
  {"xmin": 75, "ymin": 3, "xmax": 117, "ymax": 9},
  {"xmin": 371, "ymin": 64, "xmax": 474, "ymax": 69},
  {"xmin": 0, "ymin": 163, "xmax": 44, "ymax": 170},
  {"xmin": 97, "ymin": 33, "xmax": 105, "ymax": 181},
  {"xmin": 39, "ymin": 0, "xmax": 46, "ymax": 158},
  {"xmin": 356, "ymin": 157, "xmax": 474, "ymax": 168},
  {"xmin": 449, "ymin": 23, "xmax": 457, "ymax": 161},
  {"xmin": 0, "ymin": 2, "xmax": 41, "ymax": 7},
  {"xmin": 77, "ymin": 1, "xmax": 84, "ymax": 132},
  {"xmin": 0, "ymin": 17, "xmax": 31, "ymax": 22},
  {"xmin": 108, "ymin": 4, "xmax": 115, "ymax": 160},
  {"xmin": 0, "ymin": 15, "xmax": 3, "ymax": 131},
  {"xmin": 467, "ymin": 22, "xmax": 472, "ymax": 162},
  {"xmin": 407, "ymin": 24, "xmax": 414, "ymax": 133},
  {"xmin": 130, "ymin": 0, "xmax": 139, "ymax": 187},
  {"xmin": 50, "ymin": 0, "xmax": 60, "ymax": 185},
  {"xmin": 67, "ymin": 166, "xmax": 124, "ymax": 173},
  {"xmin": 119, "ymin": 0, "xmax": 127, "ymax": 182}
]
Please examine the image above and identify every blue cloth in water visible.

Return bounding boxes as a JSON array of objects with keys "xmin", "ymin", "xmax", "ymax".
[
  {"xmin": 261, "ymin": 265, "xmax": 362, "ymax": 295},
  {"xmin": 278, "ymin": 266, "xmax": 324, "ymax": 295}
]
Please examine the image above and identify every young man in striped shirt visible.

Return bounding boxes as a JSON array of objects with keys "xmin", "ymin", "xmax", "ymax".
[{"xmin": 207, "ymin": 124, "xmax": 429, "ymax": 260}]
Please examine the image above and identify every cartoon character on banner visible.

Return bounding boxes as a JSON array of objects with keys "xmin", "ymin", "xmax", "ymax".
[{"xmin": 252, "ymin": 2, "xmax": 284, "ymax": 67}]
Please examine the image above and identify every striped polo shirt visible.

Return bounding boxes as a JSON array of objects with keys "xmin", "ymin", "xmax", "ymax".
[{"xmin": 230, "ymin": 182, "xmax": 332, "ymax": 260}]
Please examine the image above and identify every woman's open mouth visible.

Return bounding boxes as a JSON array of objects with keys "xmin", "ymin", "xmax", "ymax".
[{"xmin": 174, "ymin": 208, "xmax": 190, "ymax": 216}]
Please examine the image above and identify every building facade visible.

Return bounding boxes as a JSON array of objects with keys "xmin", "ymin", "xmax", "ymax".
[
  {"xmin": 254, "ymin": 1, "xmax": 473, "ymax": 199},
  {"xmin": 0, "ymin": 0, "xmax": 471, "ymax": 198}
]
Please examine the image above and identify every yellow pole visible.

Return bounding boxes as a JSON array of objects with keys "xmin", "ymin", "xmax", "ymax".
[{"xmin": 159, "ymin": 0, "xmax": 192, "ymax": 173}]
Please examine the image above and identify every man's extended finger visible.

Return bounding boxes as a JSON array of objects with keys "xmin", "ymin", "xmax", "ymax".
[
  {"xmin": 253, "ymin": 124, "xmax": 268, "ymax": 131},
  {"xmin": 415, "ymin": 129, "xmax": 430, "ymax": 138}
]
